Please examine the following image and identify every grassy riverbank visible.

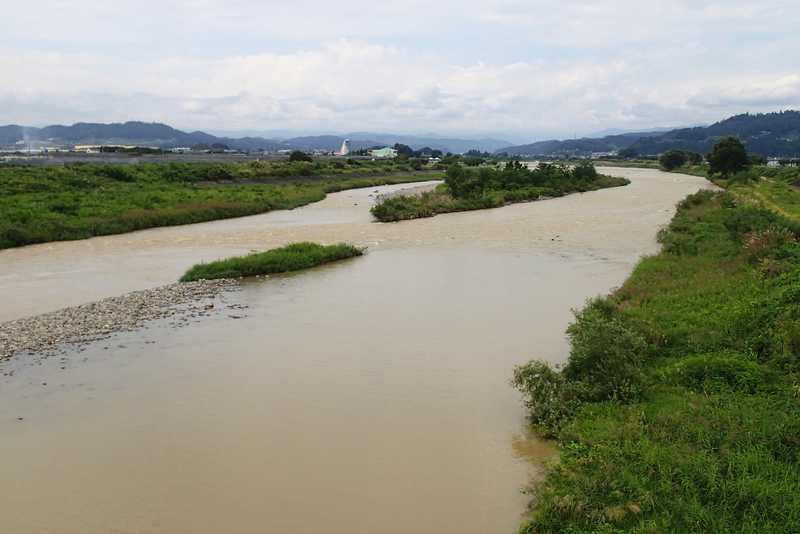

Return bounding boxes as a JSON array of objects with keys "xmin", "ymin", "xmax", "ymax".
[
  {"xmin": 0, "ymin": 161, "xmax": 441, "ymax": 249},
  {"xmin": 371, "ymin": 162, "xmax": 628, "ymax": 222},
  {"xmin": 673, "ymin": 164, "xmax": 800, "ymax": 221},
  {"xmin": 180, "ymin": 242, "xmax": 363, "ymax": 282},
  {"xmin": 514, "ymin": 189, "xmax": 800, "ymax": 532}
]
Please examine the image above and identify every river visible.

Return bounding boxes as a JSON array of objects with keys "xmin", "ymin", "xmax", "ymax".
[{"xmin": 0, "ymin": 168, "xmax": 709, "ymax": 533}]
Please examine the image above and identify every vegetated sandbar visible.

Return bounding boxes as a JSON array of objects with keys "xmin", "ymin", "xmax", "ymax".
[
  {"xmin": 371, "ymin": 161, "xmax": 629, "ymax": 222},
  {"xmin": 0, "ymin": 159, "xmax": 442, "ymax": 250},
  {"xmin": 180, "ymin": 242, "xmax": 364, "ymax": 282}
]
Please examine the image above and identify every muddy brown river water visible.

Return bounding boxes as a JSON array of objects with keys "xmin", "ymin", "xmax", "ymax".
[{"xmin": 0, "ymin": 168, "xmax": 710, "ymax": 533}]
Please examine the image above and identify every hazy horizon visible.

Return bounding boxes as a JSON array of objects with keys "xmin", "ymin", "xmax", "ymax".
[{"xmin": 2, "ymin": 1, "xmax": 798, "ymax": 139}]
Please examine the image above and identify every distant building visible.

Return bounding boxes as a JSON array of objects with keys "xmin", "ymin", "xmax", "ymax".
[
  {"xmin": 73, "ymin": 145, "xmax": 103, "ymax": 153},
  {"xmin": 769, "ymin": 157, "xmax": 800, "ymax": 167},
  {"xmin": 73, "ymin": 144, "xmax": 140, "ymax": 152},
  {"xmin": 370, "ymin": 147, "xmax": 398, "ymax": 158},
  {"xmin": 338, "ymin": 139, "xmax": 351, "ymax": 156}
]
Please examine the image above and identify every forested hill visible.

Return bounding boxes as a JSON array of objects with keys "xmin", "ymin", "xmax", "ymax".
[
  {"xmin": 629, "ymin": 111, "xmax": 800, "ymax": 156},
  {"xmin": 0, "ymin": 122, "xmax": 283, "ymax": 152},
  {"xmin": 0, "ymin": 121, "xmax": 511, "ymax": 154},
  {"xmin": 497, "ymin": 131, "xmax": 664, "ymax": 157},
  {"xmin": 499, "ymin": 111, "xmax": 800, "ymax": 157}
]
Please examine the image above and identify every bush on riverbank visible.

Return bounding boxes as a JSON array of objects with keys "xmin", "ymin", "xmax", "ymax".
[
  {"xmin": 371, "ymin": 162, "xmax": 629, "ymax": 222},
  {"xmin": 0, "ymin": 161, "xmax": 442, "ymax": 249},
  {"xmin": 514, "ymin": 190, "xmax": 800, "ymax": 532},
  {"xmin": 179, "ymin": 242, "xmax": 363, "ymax": 282}
]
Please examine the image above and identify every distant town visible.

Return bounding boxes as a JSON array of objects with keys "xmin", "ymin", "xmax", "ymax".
[{"xmin": 2, "ymin": 111, "xmax": 799, "ymax": 167}]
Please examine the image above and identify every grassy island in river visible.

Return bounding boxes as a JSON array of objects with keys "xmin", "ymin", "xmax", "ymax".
[
  {"xmin": 0, "ymin": 159, "xmax": 441, "ymax": 250},
  {"xmin": 180, "ymin": 242, "xmax": 363, "ymax": 282},
  {"xmin": 370, "ymin": 161, "xmax": 629, "ymax": 222},
  {"xmin": 513, "ymin": 185, "xmax": 800, "ymax": 533}
]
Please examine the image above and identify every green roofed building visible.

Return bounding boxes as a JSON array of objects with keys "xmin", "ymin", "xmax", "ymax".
[{"xmin": 370, "ymin": 147, "xmax": 398, "ymax": 158}]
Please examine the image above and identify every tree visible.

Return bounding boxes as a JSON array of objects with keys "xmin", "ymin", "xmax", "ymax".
[
  {"xmin": 393, "ymin": 143, "xmax": 413, "ymax": 158},
  {"xmin": 444, "ymin": 164, "xmax": 484, "ymax": 197},
  {"xmin": 686, "ymin": 152, "xmax": 703, "ymax": 165},
  {"xmin": 750, "ymin": 154, "xmax": 767, "ymax": 166},
  {"xmin": 707, "ymin": 137, "xmax": 749, "ymax": 176},
  {"xmin": 618, "ymin": 147, "xmax": 638, "ymax": 159},
  {"xmin": 572, "ymin": 161, "xmax": 598, "ymax": 180},
  {"xmin": 659, "ymin": 150, "xmax": 689, "ymax": 171},
  {"xmin": 289, "ymin": 150, "xmax": 313, "ymax": 162}
]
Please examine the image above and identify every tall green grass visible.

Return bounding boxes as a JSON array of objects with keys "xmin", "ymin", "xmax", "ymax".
[
  {"xmin": 0, "ymin": 161, "xmax": 441, "ymax": 249},
  {"xmin": 514, "ymin": 190, "xmax": 800, "ymax": 532},
  {"xmin": 179, "ymin": 242, "xmax": 363, "ymax": 282}
]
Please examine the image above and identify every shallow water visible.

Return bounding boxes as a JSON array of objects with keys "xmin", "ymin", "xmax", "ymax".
[{"xmin": 0, "ymin": 168, "xmax": 710, "ymax": 533}]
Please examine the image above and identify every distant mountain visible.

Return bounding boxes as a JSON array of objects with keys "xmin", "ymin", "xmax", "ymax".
[
  {"xmin": 0, "ymin": 121, "xmax": 512, "ymax": 154},
  {"xmin": 498, "ymin": 131, "xmax": 665, "ymax": 157},
  {"xmin": 0, "ymin": 125, "xmax": 27, "ymax": 146},
  {"xmin": 499, "ymin": 111, "xmax": 800, "ymax": 158},
  {"xmin": 586, "ymin": 126, "xmax": 692, "ymax": 138},
  {"xmin": 276, "ymin": 132, "xmax": 513, "ymax": 153},
  {"xmin": 629, "ymin": 111, "xmax": 800, "ymax": 157},
  {"xmin": 346, "ymin": 133, "xmax": 512, "ymax": 154},
  {"xmin": 0, "ymin": 121, "xmax": 283, "ymax": 151},
  {"xmin": 281, "ymin": 135, "xmax": 385, "ymax": 152}
]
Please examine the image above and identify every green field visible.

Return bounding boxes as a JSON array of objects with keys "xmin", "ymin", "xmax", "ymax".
[
  {"xmin": 513, "ymin": 189, "xmax": 800, "ymax": 532},
  {"xmin": 0, "ymin": 160, "xmax": 441, "ymax": 249}
]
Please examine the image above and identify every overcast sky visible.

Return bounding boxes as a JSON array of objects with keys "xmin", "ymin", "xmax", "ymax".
[{"xmin": 2, "ymin": 1, "xmax": 799, "ymax": 141}]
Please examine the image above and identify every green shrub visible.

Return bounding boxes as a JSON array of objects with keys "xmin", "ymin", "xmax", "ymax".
[
  {"xmin": 511, "ymin": 361, "xmax": 591, "ymax": 437},
  {"xmin": 663, "ymin": 352, "xmax": 780, "ymax": 394},
  {"xmin": 563, "ymin": 298, "xmax": 649, "ymax": 401}
]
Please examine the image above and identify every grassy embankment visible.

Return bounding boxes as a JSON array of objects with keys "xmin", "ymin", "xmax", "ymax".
[
  {"xmin": 0, "ymin": 160, "xmax": 441, "ymax": 249},
  {"xmin": 513, "ymin": 184, "xmax": 800, "ymax": 532},
  {"xmin": 669, "ymin": 164, "xmax": 800, "ymax": 221},
  {"xmin": 180, "ymin": 242, "xmax": 363, "ymax": 282},
  {"xmin": 371, "ymin": 162, "xmax": 629, "ymax": 222}
]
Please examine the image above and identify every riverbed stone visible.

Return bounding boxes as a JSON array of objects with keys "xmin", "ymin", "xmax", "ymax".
[{"xmin": 0, "ymin": 279, "xmax": 240, "ymax": 361}]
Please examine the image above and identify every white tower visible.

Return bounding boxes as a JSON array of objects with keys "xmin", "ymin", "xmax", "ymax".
[{"xmin": 339, "ymin": 139, "xmax": 351, "ymax": 156}]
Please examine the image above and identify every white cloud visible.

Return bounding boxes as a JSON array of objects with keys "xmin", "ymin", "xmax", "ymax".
[{"xmin": 0, "ymin": 1, "xmax": 798, "ymax": 138}]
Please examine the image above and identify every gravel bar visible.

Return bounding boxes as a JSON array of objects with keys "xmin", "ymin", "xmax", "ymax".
[{"xmin": 0, "ymin": 279, "xmax": 240, "ymax": 361}]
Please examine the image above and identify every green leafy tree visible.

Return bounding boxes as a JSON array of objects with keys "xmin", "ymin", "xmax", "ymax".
[
  {"xmin": 444, "ymin": 164, "xmax": 484, "ymax": 197},
  {"xmin": 393, "ymin": 143, "xmax": 413, "ymax": 158},
  {"xmin": 288, "ymin": 150, "xmax": 313, "ymax": 163},
  {"xmin": 659, "ymin": 150, "xmax": 689, "ymax": 170},
  {"xmin": 686, "ymin": 152, "xmax": 703, "ymax": 165},
  {"xmin": 707, "ymin": 137, "xmax": 749, "ymax": 176},
  {"xmin": 618, "ymin": 147, "xmax": 638, "ymax": 159},
  {"xmin": 572, "ymin": 161, "xmax": 598, "ymax": 180}
]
